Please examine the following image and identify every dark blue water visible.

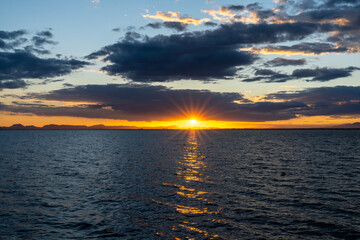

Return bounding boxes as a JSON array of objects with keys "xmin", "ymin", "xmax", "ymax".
[{"xmin": 0, "ymin": 130, "xmax": 359, "ymax": 239}]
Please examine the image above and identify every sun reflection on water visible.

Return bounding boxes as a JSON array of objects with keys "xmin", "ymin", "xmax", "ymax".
[
  {"xmin": 177, "ymin": 130, "xmax": 206, "ymax": 183},
  {"xmin": 153, "ymin": 130, "xmax": 222, "ymax": 239}
]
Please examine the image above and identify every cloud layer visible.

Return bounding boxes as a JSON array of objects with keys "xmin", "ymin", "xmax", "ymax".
[
  {"xmin": 243, "ymin": 66, "xmax": 359, "ymax": 83},
  {"xmin": 84, "ymin": 0, "xmax": 360, "ymax": 83},
  {"xmin": 0, "ymin": 30, "xmax": 89, "ymax": 89},
  {"xmin": 2, "ymin": 84, "xmax": 359, "ymax": 122}
]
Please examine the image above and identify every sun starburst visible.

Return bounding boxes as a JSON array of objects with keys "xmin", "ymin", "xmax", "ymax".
[{"xmin": 189, "ymin": 119, "xmax": 198, "ymax": 125}]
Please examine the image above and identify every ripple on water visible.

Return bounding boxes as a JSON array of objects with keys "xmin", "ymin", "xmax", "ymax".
[{"xmin": 0, "ymin": 130, "xmax": 359, "ymax": 239}]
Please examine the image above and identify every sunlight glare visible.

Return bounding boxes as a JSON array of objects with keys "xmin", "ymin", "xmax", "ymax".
[{"xmin": 190, "ymin": 119, "xmax": 197, "ymax": 125}]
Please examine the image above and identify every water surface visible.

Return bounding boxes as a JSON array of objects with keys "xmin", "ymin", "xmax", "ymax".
[{"xmin": 0, "ymin": 130, "xmax": 359, "ymax": 239}]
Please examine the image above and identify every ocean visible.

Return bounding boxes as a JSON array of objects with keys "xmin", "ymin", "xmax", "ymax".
[{"xmin": 0, "ymin": 130, "xmax": 359, "ymax": 239}]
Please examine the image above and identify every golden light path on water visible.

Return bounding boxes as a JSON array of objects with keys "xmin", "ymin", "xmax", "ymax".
[{"xmin": 154, "ymin": 130, "xmax": 222, "ymax": 239}]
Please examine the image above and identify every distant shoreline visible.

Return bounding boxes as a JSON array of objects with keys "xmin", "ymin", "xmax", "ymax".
[
  {"xmin": 1, "ymin": 128, "xmax": 360, "ymax": 131},
  {"xmin": 1, "ymin": 123, "xmax": 360, "ymax": 130}
]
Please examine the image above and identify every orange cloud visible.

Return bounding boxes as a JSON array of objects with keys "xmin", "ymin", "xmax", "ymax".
[
  {"xmin": 243, "ymin": 47, "xmax": 331, "ymax": 56},
  {"xmin": 142, "ymin": 11, "xmax": 210, "ymax": 25},
  {"xmin": 202, "ymin": 8, "xmax": 262, "ymax": 23},
  {"xmin": 201, "ymin": 8, "xmax": 237, "ymax": 22}
]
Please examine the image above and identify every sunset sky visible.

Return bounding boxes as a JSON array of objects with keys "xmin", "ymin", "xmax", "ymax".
[{"xmin": 0, "ymin": 0, "xmax": 359, "ymax": 128}]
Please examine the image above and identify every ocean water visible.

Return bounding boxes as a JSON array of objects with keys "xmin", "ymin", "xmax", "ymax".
[{"xmin": 0, "ymin": 130, "xmax": 359, "ymax": 239}]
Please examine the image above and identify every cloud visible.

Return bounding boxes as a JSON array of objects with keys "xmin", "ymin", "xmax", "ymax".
[
  {"xmin": 31, "ymin": 30, "xmax": 57, "ymax": 47},
  {"xmin": 266, "ymin": 57, "xmax": 306, "ymax": 66},
  {"xmin": 86, "ymin": 25, "xmax": 267, "ymax": 81},
  {"xmin": 0, "ymin": 80, "xmax": 28, "ymax": 90},
  {"xmin": 0, "ymin": 51, "xmax": 89, "ymax": 83},
  {"xmin": 243, "ymin": 67, "xmax": 359, "ymax": 82},
  {"xmin": 0, "ymin": 30, "xmax": 27, "ymax": 40},
  {"xmin": 293, "ymin": 67, "xmax": 359, "ymax": 81},
  {"xmin": 0, "ymin": 29, "xmax": 89, "ymax": 88},
  {"xmin": 243, "ymin": 69, "xmax": 290, "ymax": 82},
  {"xmin": 266, "ymin": 85, "xmax": 360, "ymax": 102},
  {"xmin": 63, "ymin": 83, "xmax": 74, "ymax": 87},
  {"xmin": 143, "ymin": 11, "xmax": 210, "ymax": 25},
  {"xmin": 1, "ymin": 29, "xmax": 60, "ymax": 55},
  {"xmin": 144, "ymin": 22, "xmax": 188, "ymax": 32},
  {"xmin": 249, "ymin": 42, "xmax": 348, "ymax": 55},
  {"xmin": 203, "ymin": 21, "xmax": 218, "ymax": 27},
  {"xmin": 85, "ymin": 1, "xmax": 360, "ymax": 84},
  {"xmin": 255, "ymin": 69, "xmax": 278, "ymax": 76},
  {"xmin": 1, "ymin": 83, "xmax": 310, "ymax": 122},
  {"xmin": 202, "ymin": 4, "xmax": 274, "ymax": 24},
  {"xmin": 202, "ymin": 7, "xmax": 238, "ymax": 22},
  {"xmin": 30, "ymin": 84, "xmax": 252, "ymax": 121},
  {"xmin": 0, "ymin": 30, "xmax": 27, "ymax": 50},
  {"xmin": 3, "ymin": 85, "xmax": 360, "ymax": 122},
  {"xmin": 264, "ymin": 85, "xmax": 360, "ymax": 117},
  {"xmin": 276, "ymin": 0, "xmax": 360, "ymax": 52},
  {"xmin": 224, "ymin": 5, "xmax": 245, "ymax": 11},
  {"xmin": 87, "ymin": 19, "xmax": 339, "ymax": 82}
]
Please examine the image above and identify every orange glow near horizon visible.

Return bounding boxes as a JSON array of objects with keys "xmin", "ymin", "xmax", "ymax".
[{"xmin": 1, "ymin": 111, "xmax": 359, "ymax": 129}]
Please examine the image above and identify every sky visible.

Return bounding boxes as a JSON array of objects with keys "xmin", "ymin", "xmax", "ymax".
[{"xmin": 0, "ymin": 0, "xmax": 359, "ymax": 128}]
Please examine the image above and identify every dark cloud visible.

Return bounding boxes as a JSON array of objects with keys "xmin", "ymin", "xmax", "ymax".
[
  {"xmin": 1, "ymin": 29, "xmax": 57, "ymax": 55},
  {"xmin": 243, "ymin": 69, "xmax": 291, "ymax": 82},
  {"xmin": 145, "ymin": 22, "xmax": 188, "ymax": 32},
  {"xmin": 112, "ymin": 27, "xmax": 121, "ymax": 32},
  {"xmin": 255, "ymin": 69, "xmax": 278, "ymax": 76},
  {"xmin": 203, "ymin": 21, "xmax": 218, "ymax": 27},
  {"xmin": 2, "ymin": 83, "xmax": 309, "ymax": 122},
  {"xmin": 272, "ymin": 0, "xmax": 360, "ymax": 53},
  {"xmin": 37, "ymin": 30, "xmax": 53, "ymax": 38},
  {"xmin": 266, "ymin": 85, "xmax": 360, "ymax": 103},
  {"xmin": 31, "ymin": 36, "xmax": 57, "ymax": 48},
  {"xmin": 255, "ymin": 10, "xmax": 276, "ymax": 20},
  {"xmin": 144, "ymin": 23, "xmax": 162, "ymax": 29},
  {"xmin": 264, "ymin": 86, "xmax": 360, "ymax": 117},
  {"xmin": 123, "ymin": 31, "xmax": 142, "ymax": 41},
  {"xmin": 29, "ymin": 84, "xmax": 250, "ymax": 120},
  {"xmin": 292, "ymin": 67, "xmax": 359, "ymax": 81},
  {"xmin": 292, "ymin": 5, "xmax": 360, "ymax": 34},
  {"xmin": 159, "ymin": 21, "xmax": 188, "ymax": 31},
  {"xmin": 63, "ymin": 83, "xmax": 74, "ymax": 87},
  {"xmin": 222, "ymin": 5, "xmax": 245, "ymax": 11},
  {"xmin": 0, "ymin": 51, "xmax": 89, "ymax": 82},
  {"xmin": 0, "ymin": 30, "xmax": 28, "ymax": 50},
  {"xmin": 266, "ymin": 57, "xmax": 306, "ymax": 67},
  {"xmin": 0, "ymin": 80, "xmax": 28, "ymax": 90},
  {"xmin": 246, "ymin": 3, "xmax": 261, "ymax": 10},
  {"xmin": 243, "ymin": 73, "xmax": 290, "ymax": 83},
  {"xmin": 0, "ymin": 30, "xmax": 27, "ymax": 40},
  {"xmin": 24, "ymin": 45, "xmax": 51, "ymax": 55},
  {"xmin": 0, "ymin": 30, "xmax": 61, "ymax": 89},
  {"xmin": 3, "ymin": 84, "xmax": 360, "ymax": 121},
  {"xmin": 87, "ymin": 20, "xmax": 336, "ymax": 82},
  {"xmin": 243, "ymin": 66, "xmax": 359, "ymax": 83},
  {"xmin": 0, "ymin": 40, "xmax": 6, "ymax": 49},
  {"xmin": 30, "ymin": 30, "xmax": 57, "ymax": 49}
]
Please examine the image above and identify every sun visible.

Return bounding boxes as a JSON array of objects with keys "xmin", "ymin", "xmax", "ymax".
[{"xmin": 189, "ymin": 119, "xmax": 198, "ymax": 125}]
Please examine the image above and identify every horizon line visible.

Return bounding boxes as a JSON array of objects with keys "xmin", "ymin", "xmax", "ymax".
[{"xmin": 1, "ymin": 123, "xmax": 359, "ymax": 130}]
